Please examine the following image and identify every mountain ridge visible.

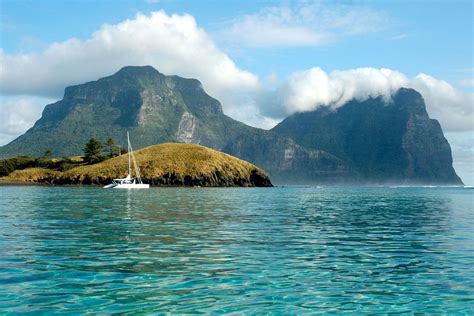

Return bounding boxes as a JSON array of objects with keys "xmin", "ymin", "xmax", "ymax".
[{"xmin": 0, "ymin": 65, "xmax": 462, "ymax": 184}]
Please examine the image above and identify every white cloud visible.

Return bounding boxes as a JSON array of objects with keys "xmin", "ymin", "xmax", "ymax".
[
  {"xmin": 0, "ymin": 96, "xmax": 53, "ymax": 145},
  {"xmin": 281, "ymin": 67, "xmax": 407, "ymax": 113},
  {"xmin": 225, "ymin": 97, "xmax": 281, "ymax": 130},
  {"xmin": 0, "ymin": 11, "xmax": 259, "ymax": 118},
  {"xmin": 460, "ymin": 78, "xmax": 474, "ymax": 87},
  {"xmin": 411, "ymin": 74, "xmax": 474, "ymax": 131},
  {"xmin": 219, "ymin": 2, "xmax": 387, "ymax": 47},
  {"xmin": 266, "ymin": 67, "xmax": 474, "ymax": 132}
]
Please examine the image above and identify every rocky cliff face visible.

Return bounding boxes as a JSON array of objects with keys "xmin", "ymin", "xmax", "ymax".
[
  {"xmin": 272, "ymin": 88, "xmax": 462, "ymax": 184},
  {"xmin": 222, "ymin": 132, "xmax": 353, "ymax": 183},
  {"xmin": 0, "ymin": 66, "xmax": 346, "ymax": 183},
  {"xmin": 1, "ymin": 66, "xmax": 227, "ymax": 155}
]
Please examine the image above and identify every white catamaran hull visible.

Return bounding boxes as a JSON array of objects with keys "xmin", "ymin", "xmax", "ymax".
[
  {"xmin": 103, "ymin": 183, "xmax": 117, "ymax": 188},
  {"xmin": 113, "ymin": 183, "xmax": 149, "ymax": 189},
  {"xmin": 103, "ymin": 183, "xmax": 150, "ymax": 189}
]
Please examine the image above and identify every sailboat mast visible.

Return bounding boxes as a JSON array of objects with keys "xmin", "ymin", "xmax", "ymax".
[{"xmin": 127, "ymin": 131, "xmax": 131, "ymax": 177}]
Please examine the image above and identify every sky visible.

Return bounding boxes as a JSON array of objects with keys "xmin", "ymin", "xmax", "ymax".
[{"xmin": 0, "ymin": 0, "xmax": 473, "ymax": 184}]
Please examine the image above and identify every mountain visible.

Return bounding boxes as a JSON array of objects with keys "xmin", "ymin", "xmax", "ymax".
[
  {"xmin": 0, "ymin": 66, "xmax": 350, "ymax": 183},
  {"xmin": 272, "ymin": 88, "xmax": 462, "ymax": 184},
  {"xmin": 0, "ymin": 66, "xmax": 461, "ymax": 184},
  {"xmin": 1, "ymin": 143, "xmax": 272, "ymax": 187}
]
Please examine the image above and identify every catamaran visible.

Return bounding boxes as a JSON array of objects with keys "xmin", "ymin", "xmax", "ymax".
[{"xmin": 103, "ymin": 132, "xmax": 149, "ymax": 189}]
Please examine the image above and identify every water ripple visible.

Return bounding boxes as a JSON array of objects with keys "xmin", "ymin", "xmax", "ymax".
[{"xmin": 0, "ymin": 186, "xmax": 473, "ymax": 313}]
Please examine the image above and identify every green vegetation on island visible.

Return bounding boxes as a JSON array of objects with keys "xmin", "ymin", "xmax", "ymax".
[
  {"xmin": 1, "ymin": 143, "xmax": 272, "ymax": 187},
  {"xmin": 0, "ymin": 151, "xmax": 76, "ymax": 177},
  {"xmin": 1, "ymin": 137, "xmax": 124, "ymax": 177}
]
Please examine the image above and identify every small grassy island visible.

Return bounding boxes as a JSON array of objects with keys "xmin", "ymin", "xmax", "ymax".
[{"xmin": 0, "ymin": 143, "xmax": 272, "ymax": 187}]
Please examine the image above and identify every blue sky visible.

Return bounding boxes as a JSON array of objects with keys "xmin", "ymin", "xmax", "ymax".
[
  {"xmin": 2, "ymin": 0, "xmax": 473, "ymax": 85},
  {"xmin": 0, "ymin": 0, "xmax": 473, "ymax": 183}
]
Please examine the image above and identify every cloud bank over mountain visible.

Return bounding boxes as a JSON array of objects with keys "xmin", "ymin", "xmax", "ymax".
[{"xmin": 264, "ymin": 67, "xmax": 473, "ymax": 132}]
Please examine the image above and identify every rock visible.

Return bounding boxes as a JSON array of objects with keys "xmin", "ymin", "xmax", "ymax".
[{"xmin": 272, "ymin": 88, "xmax": 462, "ymax": 184}]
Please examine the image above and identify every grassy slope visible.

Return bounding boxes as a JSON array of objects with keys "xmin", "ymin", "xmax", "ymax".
[
  {"xmin": 2, "ymin": 143, "xmax": 271, "ymax": 186},
  {"xmin": 1, "ymin": 168, "xmax": 60, "ymax": 182}
]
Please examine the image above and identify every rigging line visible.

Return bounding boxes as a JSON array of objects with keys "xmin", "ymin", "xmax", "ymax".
[{"xmin": 128, "ymin": 133, "xmax": 142, "ymax": 183}]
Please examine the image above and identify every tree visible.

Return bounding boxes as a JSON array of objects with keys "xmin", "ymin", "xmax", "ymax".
[
  {"xmin": 106, "ymin": 138, "xmax": 115, "ymax": 157},
  {"xmin": 43, "ymin": 149, "xmax": 52, "ymax": 158},
  {"xmin": 0, "ymin": 159, "xmax": 15, "ymax": 176},
  {"xmin": 83, "ymin": 138, "xmax": 103, "ymax": 164}
]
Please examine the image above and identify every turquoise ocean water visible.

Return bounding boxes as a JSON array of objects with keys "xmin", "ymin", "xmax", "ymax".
[{"xmin": 0, "ymin": 186, "xmax": 473, "ymax": 314}]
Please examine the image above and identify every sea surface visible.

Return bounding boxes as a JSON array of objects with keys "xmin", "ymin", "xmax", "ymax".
[{"xmin": 0, "ymin": 186, "xmax": 473, "ymax": 314}]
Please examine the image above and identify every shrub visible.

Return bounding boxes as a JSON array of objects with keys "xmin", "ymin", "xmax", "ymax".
[{"xmin": 0, "ymin": 156, "xmax": 36, "ymax": 176}]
